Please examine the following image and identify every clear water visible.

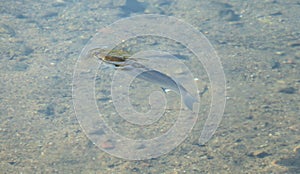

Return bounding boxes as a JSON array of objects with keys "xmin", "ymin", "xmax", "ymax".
[{"xmin": 0, "ymin": 0, "xmax": 299, "ymax": 173}]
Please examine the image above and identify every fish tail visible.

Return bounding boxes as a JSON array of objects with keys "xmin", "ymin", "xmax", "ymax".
[{"xmin": 182, "ymin": 90, "xmax": 198, "ymax": 110}]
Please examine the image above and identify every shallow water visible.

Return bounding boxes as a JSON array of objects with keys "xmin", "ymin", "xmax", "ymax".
[{"xmin": 0, "ymin": 0, "xmax": 299, "ymax": 173}]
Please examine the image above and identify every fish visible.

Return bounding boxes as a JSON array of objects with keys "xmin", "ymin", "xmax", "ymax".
[{"xmin": 89, "ymin": 48, "xmax": 198, "ymax": 110}]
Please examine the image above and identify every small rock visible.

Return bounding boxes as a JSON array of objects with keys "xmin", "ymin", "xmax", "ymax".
[
  {"xmin": 283, "ymin": 58, "xmax": 295, "ymax": 64},
  {"xmin": 38, "ymin": 104, "xmax": 55, "ymax": 117},
  {"xmin": 270, "ymin": 11, "xmax": 282, "ymax": 16},
  {"xmin": 271, "ymin": 61, "xmax": 280, "ymax": 69},
  {"xmin": 42, "ymin": 12, "xmax": 58, "ymax": 19},
  {"xmin": 20, "ymin": 46, "xmax": 34, "ymax": 56},
  {"xmin": 219, "ymin": 9, "xmax": 240, "ymax": 21},
  {"xmin": 294, "ymin": 51, "xmax": 300, "ymax": 59},
  {"xmin": 131, "ymin": 167, "xmax": 140, "ymax": 172},
  {"xmin": 279, "ymin": 87, "xmax": 297, "ymax": 94},
  {"xmin": 275, "ymin": 51, "xmax": 284, "ymax": 56},
  {"xmin": 288, "ymin": 42, "xmax": 300, "ymax": 48},
  {"xmin": 8, "ymin": 161, "xmax": 17, "ymax": 165},
  {"xmin": 0, "ymin": 24, "xmax": 16, "ymax": 37},
  {"xmin": 13, "ymin": 62, "xmax": 29, "ymax": 71},
  {"xmin": 248, "ymin": 151, "xmax": 271, "ymax": 158},
  {"xmin": 100, "ymin": 140, "xmax": 115, "ymax": 150},
  {"xmin": 16, "ymin": 14, "xmax": 27, "ymax": 19}
]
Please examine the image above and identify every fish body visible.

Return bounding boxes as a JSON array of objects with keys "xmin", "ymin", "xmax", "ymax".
[
  {"xmin": 134, "ymin": 68, "xmax": 198, "ymax": 110},
  {"xmin": 90, "ymin": 49, "xmax": 198, "ymax": 110}
]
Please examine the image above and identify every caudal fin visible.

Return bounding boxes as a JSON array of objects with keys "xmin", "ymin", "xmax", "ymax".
[{"xmin": 182, "ymin": 91, "xmax": 198, "ymax": 110}]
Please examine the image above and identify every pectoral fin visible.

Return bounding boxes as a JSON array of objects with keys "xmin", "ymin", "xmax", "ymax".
[{"xmin": 161, "ymin": 87, "xmax": 172, "ymax": 93}]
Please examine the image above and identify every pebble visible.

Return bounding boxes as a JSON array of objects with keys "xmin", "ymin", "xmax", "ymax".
[
  {"xmin": 294, "ymin": 51, "xmax": 300, "ymax": 59},
  {"xmin": 271, "ymin": 61, "xmax": 280, "ymax": 69},
  {"xmin": 278, "ymin": 87, "xmax": 297, "ymax": 94},
  {"xmin": 275, "ymin": 51, "xmax": 284, "ymax": 56},
  {"xmin": 0, "ymin": 24, "xmax": 16, "ymax": 37},
  {"xmin": 219, "ymin": 9, "xmax": 241, "ymax": 21},
  {"xmin": 100, "ymin": 140, "xmax": 115, "ymax": 150},
  {"xmin": 282, "ymin": 58, "xmax": 295, "ymax": 64},
  {"xmin": 38, "ymin": 104, "xmax": 55, "ymax": 117},
  {"xmin": 288, "ymin": 42, "xmax": 300, "ymax": 47},
  {"xmin": 13, "ymin": 62, "xmax": 29, "ymax": 71},
  {"xmin": 248, "ymin": 151, "xmax": 271, "ymax": 158}
]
